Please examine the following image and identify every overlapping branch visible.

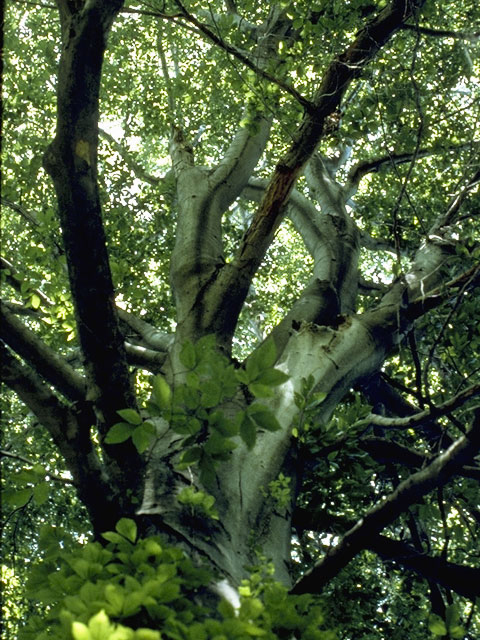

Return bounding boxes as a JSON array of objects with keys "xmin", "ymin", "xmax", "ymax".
[
  {"xmin": 294, "ymin": 499, "xmax": 480, "ymax": 599},
  {"xmin": 401, "ymin": 22, "xmax": 480, "ymax": 41},
  {"xmin": 369, "ymin": 535, "xmax": 480, "ymax": 600},
  {"xmin": 354, "ymin": 383, "xmax": 480, "ymax": 430},
  {"xmin": 0, "ymin": 449, "xmax": 73, "ymax": 485},
  {"xmin": 206, "ymin": 0, "xmax": 427, "ymax": 340},
  {"xmin": 172, "ymin": 0, "xmax": 310, "ymax": 109},
  {"xmin": 359, "ymin": 437, "xmax": 480, "ymax": 481},
  {"xmin": 0, "ymin": 301, "xmax": 86, "ymax": 403},
  {"xmin": 0, "ymin": 341, "xmax": 122, "ymax": 527},
  {"xmin": 292, "ymin": 408, "xmax": 480, "ymax": 594}
]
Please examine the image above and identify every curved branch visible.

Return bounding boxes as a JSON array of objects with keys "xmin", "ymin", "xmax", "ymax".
[
  {"xmin": 0, "ymin": 449, "xmax": 73, "ymax": 485},
  {"xmin": 99, "ymin": 128, "xmax": 165, "ymax": 186},
  {"xmin": 359, "ymin": 437, "xmax": 480, "ymax": 481},
  {"xmin": 359, "ymin": 231, "xmax": 397, "ymax": 253},
  {"xmin": 1, "ymin": 257, "xmax": 54, "ymax": 307},
  {"xmin": 0, "ymin": 301, "xmax": 86, "ymax": 403},
  {"xmin": 406, "ymin": 262, "xmax": 480, "ymax": 323},
  {"xmin": 125, "ymin": 343, "xmax": 168, "ymax": 370},
  {"xmin": 345, "ymin": 142, "xmax": 479, "ymax": 200},
  {"xmin": 292, "ymin": 505, "xmax": 480, "ymax": 600},
  {"xmin": 118, "ymin": 309, "xmax": 173, "ymax": 351},
  {"xmin": 355, "ymin": 383, "xmax": 480, "ymax": 430},
  {"xmin": 292, "ymin": 409, "xmax": 480, "ymax": 594},
  {"xmin": 242, "ymin": 178, "xmax": 322, "ymax": 258},
  {"xmin": 401, "ymin": 23, "xmax": 480, "ymax": 41},
  {"xmin": 0, "ymin": 341, "xmax": 122, "ymax": 533}
]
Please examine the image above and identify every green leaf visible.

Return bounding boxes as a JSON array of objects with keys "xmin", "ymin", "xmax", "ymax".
[
  {"xmin": 247, "ymin": 339, "xmax": 277, "ymax": 376},
  {"xmin": 218, "ymin": 598, "xmax": 235, "ymax": 619},
  {"xmin": 104, "ymin": 422, "xmax": 133, "ymax": 444},
  {"xmin": 180, "ymin": 341, "xmax": 196, "ymax": 369},
  {"xmin": 117, "ymin": 408, "xmax": 142, "ymax": 425},
  {"xmin": 240, "ymin": 415, "xmax": 257, "ymax": 449},
  {"xmin": 186, "ymin": 371, "xmax": 200, "ymax": 389},
  {"xmin": 445, "ymin": 604, "xmax": 459, "ymax": 629},
  {"xmin": 235, "ymin": 368, "xmax": 250, "ymax": 385},
  {"xmin": 181, "ymin": 447, "xmax": 202, "ymax": 464},
  {"xmin": 6, "ymin": 488, "xmax": 32, "ymax": 507},
  {"xmin": 132, "ymin": 425, "xmax": 153, "ymax": 453},
  {"xmin": 306, "ymin": 391, "xmax": 327, "ymax": 409},
  {"xmin": 156, "ymin": 581, "xmax": 180, "ymax": 603},
  {"xmin": 116, "ymin": 518, "xmax": 137, "ymax": 543},
  {"xmin": 171, "ymin": 417, "xmax": 201, "ymax": 435},
  {"xmin": 204, "ymin": 432, "xmax": 236, "ymax": 456},
  {"xmin": 105, "ymin": 584, "xmax": 125, "ymax": 615},
  {"xmin": 201, "ymin": 380, "xmax": 222, "ymax": 408},
  {"xmin": 33, "ymin": 482, "xmax": 50, "ymax": 505},
  {"xmin": 71, "ymin": 558, "xmax": 90, "ymax": 578},
  {"xmin": 88, "ymin": 610, "xmax": 113, "ymax": 639},
  {"xmin": 152, "ymin": 374, "xmax": 172, "ymax": 408},
  {"xmin": 209, "ymin": 410, "xmax": 239, "ymax": 437},
  {"xmin": 32, "ymin": 463, "xmax": 46, "ymax": 477},
  {"xmin": 71, "ymin": 621, "xmax": 91, "ymax": 640},
  {"xmin": 255, "ymin": 368, "xmax": 289, "ymax": 386},
  {"xmin": 199, "ymin": 454, "xmax": 217, "ymax": 487},
  {"xmin": 30, "ymin": 293, "xmax": 41, "ymax": 309},
  {"xmin": 135, "ymin": 630, "xmax": 161, "ymax": 640},
  {"xmin": 248, "ymin": 383, "xmax": 274, "ymax": 398},
  {"xmin": 183, "ymin": 386, "xmax": 200, "ymax": 410},
  {"xmin": 248, "ymin": 407, "xmax": 281, "ymax": 432},
  {"xmin": 428, "ymin": 614, "xmax": 447, "ymax": 635}
]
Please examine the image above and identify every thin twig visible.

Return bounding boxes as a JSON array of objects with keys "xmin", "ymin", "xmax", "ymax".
[
  {"xmin": 1, "ymin": 449, "xmax": 73, "ymax": 484},
  {"xmin": 172, "ymin": 0, "xmax": 312, "ymax": 110},
  {"xmin": 401, "ymin": 23, "xmax": 480, "ymax": 41}
]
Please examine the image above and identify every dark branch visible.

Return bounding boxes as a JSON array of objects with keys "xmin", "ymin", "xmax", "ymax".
[
  {"xmin": 0, "ymin": 341, "xmax": 124, "ymax": 532},
  {"xmin": 292, "ymin": 506, "xmax": 480, "ymax": 600},
  {"xmin": 355, "ymin": 383, "xmax": 480, "ymax": 430},
  {"xmin": 0, "ymin": 301, "xmax": 86, "ymax": 403},
  {"xmin": 1, "ymin": 257, "xmax": 54, "ymax": 307},
  {"xmin": 292, "ymin": 409, "xmax": 480, "ymax": 594},
  {"xmin": 368, "ymin": 535, "xmax": 480, "ymax": 601},
  {"xmin": 172, "ymin": 0, "xmax": 311, "ymax": 109},
  {"xmin": 345, "ymin": 142, "xmax": 479, "ymax": 198},
  {"xmin": 43, "ymin": 0, "xmax": 139, "ymax": 434},
  {"xmin": 359, "ymin": 437, "xmax": 480, "ymax": 481},
  {"xmin": 401, "ymin": 22, "xmax": 480, "ymax": 41}
]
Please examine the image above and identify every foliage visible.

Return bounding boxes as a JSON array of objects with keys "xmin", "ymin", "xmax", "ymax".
[
  {"xmin": 105, "ymin": 337, "xmax": 286, "ymax": 485},
  {"xmin": 2, "ymin": 0, "xmax": 480, "ymax": 638},
  {"xmin": 19, "ymin": 519, "xmax": 334, "ymax": 640}
]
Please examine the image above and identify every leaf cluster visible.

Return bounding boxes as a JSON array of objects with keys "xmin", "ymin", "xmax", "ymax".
[
  {"xmin": 19, "ymin": 519, "xmax": 336, "ymax": 640},
  {"xmin": 105, "ymin": 338, "xmax": 289, "ymax": 485}
]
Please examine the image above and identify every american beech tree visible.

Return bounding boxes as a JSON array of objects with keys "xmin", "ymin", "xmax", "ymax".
[{"xmin": 1, "ymin": 0, "xmax": 480, "ymax": 636}]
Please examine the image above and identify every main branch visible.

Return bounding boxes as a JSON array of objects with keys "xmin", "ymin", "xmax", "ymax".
[{"xmin": 206, "ymin": 0, "xmax": 426, "ymax": 340}]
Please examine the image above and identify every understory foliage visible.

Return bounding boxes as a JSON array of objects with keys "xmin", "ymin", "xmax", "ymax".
[
  {"xmin": 2, "ymin": 0, "xmax": 480, "ymax": 638},
  {"xmin": 21, "ymin": 519, "xmax": 333, "ymax": 640}
]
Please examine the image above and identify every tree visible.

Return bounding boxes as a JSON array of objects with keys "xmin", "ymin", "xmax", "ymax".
[{"xmin": 1, "ymin": 0, "xmax": 480, "ymax": 637}]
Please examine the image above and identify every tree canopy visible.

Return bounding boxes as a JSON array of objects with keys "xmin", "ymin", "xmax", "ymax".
[{"xmin": 1, "ymin": 0, "xmax": 480, "ymax": 638}]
